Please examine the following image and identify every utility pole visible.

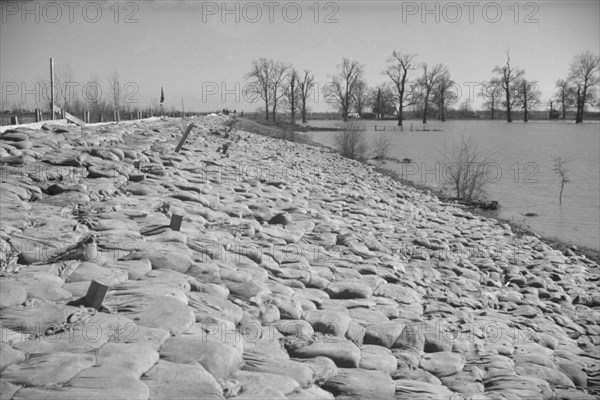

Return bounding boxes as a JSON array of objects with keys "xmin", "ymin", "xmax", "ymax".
[{"xmin": 50, "ymin": 58, "xmax": 55, "ymax": 120}]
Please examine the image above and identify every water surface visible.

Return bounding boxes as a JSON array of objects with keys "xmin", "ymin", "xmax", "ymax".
[{"xmin": 307, "ymin": 119, "xmax": 600, "ymax": 250}]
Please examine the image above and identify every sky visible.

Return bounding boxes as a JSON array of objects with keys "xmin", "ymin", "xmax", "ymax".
[{"xmin": 1, "ymin": 0, "xmax": 599, "ymax": 113}]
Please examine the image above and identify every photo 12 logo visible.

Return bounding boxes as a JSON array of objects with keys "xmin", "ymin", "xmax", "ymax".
[
  {"xmin": 200, "ymin": 1, "xmax": 340, "ymax": 23},
  {"xmin": 399, "ymin": 1, "xmax": 540, "ymax": 24},
  {"xmin": 1, "ymin": 81, "xmax": 140, "ymax": 107},
  {"xmin": 1, "ymin": 1, "xmax": 140, "ymax": 24}
]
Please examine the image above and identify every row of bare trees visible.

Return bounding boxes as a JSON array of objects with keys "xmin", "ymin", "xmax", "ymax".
[
  {"xmin": 27, "ymin": 65, "xmax": 163, "ymax": 119},
  {"xmin": 246, "ymin": 51, "xmax": 599, "ymax": 125},
  {"xmin": 245, "ymin": 59, "xmax": 315, "ymax": 123}
]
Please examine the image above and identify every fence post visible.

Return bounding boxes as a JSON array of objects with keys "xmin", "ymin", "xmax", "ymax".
[
  {"xmin": 10, "ymin": 116, "xmax": 19, "ymax": 125},
  {"xmin": 34, "ymin": 109, "xmax": 40, "ymax": 122},
  {"xmin": 137, "ymin": 111, "xmax": 141, "ymax": 119}
]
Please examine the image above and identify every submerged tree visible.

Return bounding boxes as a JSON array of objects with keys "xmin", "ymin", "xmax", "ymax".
[
  {"xmin": 480, "ymin": 78, "xmax": 502, "ymax": 120},
  {"xmin": 432, "ymin": 71, "xmax": 456, "ymax": 122},
  {"xmin": 352, "ymin": 79, "xmax": 370, "ymax": 117},
  {"xmin": 553, "ymin": 157, "xmax": 571, "ymax": 204},
  {"xmin": 325, "ymin": 58, "xmax": 365, "ymax": 121},
  {"xmin": 369, "ymin": 83, "xmax": 395, "ymax": 119},
  {"xmin": 335, "ymin": 122, "xmax": 367, "ymax": 160},
  {"xmin": 493, "ymin": 50, "xmax": 524, "ymax": 123},
  {"xmin": 554, "ymin": 79, "xmax": 576, "ymax": 120},
  {"xmin": 384, "ymin": 51, "xmax": 417, "ymax": 127},
  {"xmin": 443, "ymin": 135, "xmax": 493, "ymax": 202},
  {"xmin": 515, "ymin": 79, "xmax": 542, "ymax": 122},
  {"xmin": 417, "ymin": 63, "xmax": 448, "ymax": 124},
  {"xmin": 568, "ymin": 51, "xmax": 600, "ymax": 123}
]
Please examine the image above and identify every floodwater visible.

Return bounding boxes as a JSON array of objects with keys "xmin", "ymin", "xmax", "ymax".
[{"xmin": 308, "ymin": 119, "xmax": 600, "ymax": 250}]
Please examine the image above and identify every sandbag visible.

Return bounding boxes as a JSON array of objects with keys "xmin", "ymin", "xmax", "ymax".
[
  {"xmin": 2, "ymin": 352, "xmax": 95, "ymax": 387},
  {"xmin": 358, "ymin": 345, "xmax": 397, "ymax": 375},
  {"xmin": 288, "ymin": 337, "xmax": 361, "ymax": 368},
  {"xmin": 0, "ymin": 280, "xmax": 27, "ymax": 309},
  {"xmin": 160, "ymin": 336, "xmax": 242, "ymax": 380},
  {"xmin": 103, "ymin": 294, "xmax": 194, "ymax": 335},
  {"xmin": 0, "ymin": 342, "xmax": 26, "ymax": 371},
  {"xmin": 187, "ymin": 291, "xmax": 243, "ymax": 325},
  {"xmin": 0, "ymin": 300, "xmax": 73, "ymax": 335},
  {"xmin": 303, "ymin": 309, "xmax": 350, "ymax": 337},
  {"xmin": 142, "ymin": 360, "xmax": 225, "ymax": 400},
  {"xmin": 322, "ymin": 368, "xmax": 396, "ymax": 399},
  {"xmin": 232, "ymin": 370, "xmax": 300, "ymax": 395}
]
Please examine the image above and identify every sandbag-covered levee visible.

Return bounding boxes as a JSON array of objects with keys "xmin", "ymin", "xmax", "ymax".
[{"xmin": 1, "ymin": 115, "xmax": 598, "ymax": 399}]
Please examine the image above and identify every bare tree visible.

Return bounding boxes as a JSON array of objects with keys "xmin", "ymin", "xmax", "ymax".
[
  {"xmin": 432, "ymin": 71, "xmax": 456, "ymax": 122},
  {"xmin": 554, "ymin": 79, "xmax": 576, "ymax": 120},
  {"xmin": 282, "ymin": 69, "xmax": 300, "ymax": 124},
  {"xmin": 369, "ymin": 83, "xmax": 395, "ymax": 119},
  {"xmin": 417, "ymin": 63, "xmax": 448, "ymax": 124},
  {"xmin": 493, "ymin": 51, "xmax": 524, "ymax": 122},
  {"xmin": 384, "ymin": 51, "xmax": 417, "ymax": 127},
  {"xmin": 245, "ymin": 58, "xmax": 274, "ymax": 121},
  {"xmin": 297, "ymin": 70, "xmax": 315, "ymax": 123},
  {"xmin": 443, "ymin": 135, "xmax": 493, "ymax": 202},
  {"xmin": 553, "ymin": 157, "xmax": 571, "ymax": 204},
  {"xmin": 335, "ymin": 122, "xmax": 367, "ymax": 160},
  {"xmin": 515, "ymin": 79, "xmax": 542, "ymax": 122},
  {"xmin": 373, "ymin": 133, "xmax": 393, "ymax": 161},
  {"xmin": 269, "ymin": 61, "xmax": 290, "ymax": 122},
  {"xmin": 479, "ymin": 78, "xmax": 502, "ymax": 119},
  {"xmin": 325, "ymin": 58, "xmax": 365, "ymax": 121},
  {"xmin": 568, "ymin": 51, "xmax": 599, "ymax": 123},
  {"xmin": 56, "ymin": 64, "xmax": 76, "ymax": 112},
  {"xmin": 352, "ymin": 79, "xmax": 370, "ymax": 117}
]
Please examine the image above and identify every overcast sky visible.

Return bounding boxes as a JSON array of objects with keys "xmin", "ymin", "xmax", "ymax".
[{"xmin": 1, "ymin": 0, "xmax": 599, "ymax": 113}]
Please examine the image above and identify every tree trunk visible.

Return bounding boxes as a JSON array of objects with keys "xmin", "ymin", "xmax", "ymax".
[
  {"xmin": 575, "ymin": 86, "xmax": 582, "ymax": 123},
  {"xmin": 301, "ymin": 104, "xmax": 307, "ymax": 123},
  {"xmin": 397, "ymin": 103, "xmax": 403, "ymax": 127},
  {"xmin": 265, "ymin": 98, "xmax": 269, "ymax": 121},
  {"xmin": 523, "ymin": 81, "xmax": 528, "ymax": 123},
  {"xmin": 506, "ymin": 88, "xmax": 512, "ymax": 123},
  {"xmin": 422, "ymin": 94, "xmax": 429, "ymax": 124}
]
